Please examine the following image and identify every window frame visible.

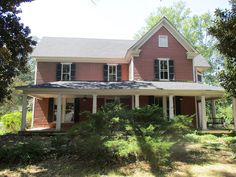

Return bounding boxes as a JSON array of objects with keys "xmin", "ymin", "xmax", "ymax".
[
  {"xmin": 197, "ymin": 73, "xmax": 203, "ymax": 83},
  {"xmin": 61, "ymin": 63, "xmax": 72, "ymax": 81},
  {"xmin": 108, "ymin": 64, "xmax": 118, "ymax": 82},
  {"xmin": 159, "ymin": 58, "xmax": 170, "ymax": 81},
  {"xmin": 158, "ymin": 35, "xmax": 168, "ymax": 47}
]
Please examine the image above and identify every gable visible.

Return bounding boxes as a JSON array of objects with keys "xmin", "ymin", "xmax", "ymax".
[{"xmin": 128, "ymin": 17, "xmax": 197, "ymax": 57}]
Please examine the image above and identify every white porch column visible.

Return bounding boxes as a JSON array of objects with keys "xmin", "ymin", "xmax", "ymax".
[
  {"xmin": 21, "ymin": 94, "xmax": 27, "ymax": 131},
  {"xmin": 201, "ymin": 96, "xmax": 207, "ymax": 130},
  {"xmin": 56, "ymin": 94, "xmax": 62, "ymax": 131},
  {"xmin": 62, "ymin": 97, "xmax": 66, "ymax": 123},
  {"xmin": 211, "ymin": 100, "xmax": 216, "ymax": 119},
  {"xmin": 135, "ymin": 94, "xmax": 139, "ymax": 108},
  {"xmin": 233, "ymin": 97, "xmax": 236, "ymax": 131},
  {"xmin": 92, "ymin": 94, "xmax": 97, "ymax": 113},
  {"xmin": 162, "ymin": 96, "xmax": 167, "ymax": 118},
  {"xmin": 169, "ymin": 95, "xmax": 174, "ymax": 119}
]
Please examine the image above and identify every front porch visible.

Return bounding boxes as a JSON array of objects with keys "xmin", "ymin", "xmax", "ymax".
[{"xmin": 17, "ymin": 81, "xmax": 235, "ymax": 131}]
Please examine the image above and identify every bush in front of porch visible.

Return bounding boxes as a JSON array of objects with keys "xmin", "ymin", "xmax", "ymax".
[{"xmin": 67, "ymin": 103, "xmax": 194, "ymax": 169}]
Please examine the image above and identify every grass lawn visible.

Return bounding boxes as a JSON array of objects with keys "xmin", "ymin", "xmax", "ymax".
[{"xmin": 0, "ymin": 132, "xmax": 236, "ymax": 177}]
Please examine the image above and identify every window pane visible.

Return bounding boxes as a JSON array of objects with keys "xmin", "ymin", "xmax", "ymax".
[
  {"xmin": 164, "ymin": 72, "xmax": 168, "ymax": 79},
  {"xmin": 63, "ymin": 64, "xmax": 70, "ymax": 73},
  {"xmin": 63, "ymin": 74, "xmax": 70, "ymax": 81}
]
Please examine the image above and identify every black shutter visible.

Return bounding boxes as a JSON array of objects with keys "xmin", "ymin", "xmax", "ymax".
[
  {"xmin": 175, "ymin": 96, "xmax": 181, "ymax": 115},
  {"xmin": 103, "ymin": 64, "xmax": 108, "ymax": 81},
  {"xmin": 169, "ymin": 60, "xmax": 175, "ymax": 80},
  {"xmin": 117, "ymin": 64, "xmax": 122, "ymax": 81},
  {"xmin": 48, "ymin": 98, "xmax": 54, "ymax": 122},
  {"xmin": 56, "ymin": 63, "xmax": 62, "ymax": 81},
  {"xmin": 71, "ymin": 63, "xmax": 76, "ymax": 81},
  {"xmin": 148, "ymin": 96, "xmax": 155, "ymax": 105},
  {"xmin": 74, "ymin": 98, "xmax": 80, "ymax": 123},
  {"xmin": 154, "ymin": 59, "xmax": 159, "ymax": 80}
]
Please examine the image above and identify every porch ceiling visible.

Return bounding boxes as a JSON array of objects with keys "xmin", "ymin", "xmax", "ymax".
[{"xmin": 17, "ymin": 81, "xmax": 225, "ymax": 98}]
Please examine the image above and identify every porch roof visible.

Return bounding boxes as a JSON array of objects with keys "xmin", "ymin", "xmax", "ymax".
[{"xmin": 17, "ymin": 81, "xmax": 224, "ymax": 98}]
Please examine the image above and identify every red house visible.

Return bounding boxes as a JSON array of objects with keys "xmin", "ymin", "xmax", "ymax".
[{"xmin": 18, "ymin": 17, "xmax": 229, "ymax": 131}]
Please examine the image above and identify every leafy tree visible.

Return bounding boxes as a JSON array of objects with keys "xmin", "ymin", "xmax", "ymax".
[
  {"xmin": 208, "ymin": 0, "xmax": 236, "ymax": 97},
  {"xmin": 135, "ymin": 1, "xmax": 222, "ymax": 85},
  {"xmin": 0, "ymin": 0, "xmax": 36, "ymax": 103}
]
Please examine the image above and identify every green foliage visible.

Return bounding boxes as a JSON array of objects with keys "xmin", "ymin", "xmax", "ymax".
[
  {"xmin": 0, "ymin": 112, "xmax": 32, "ymax": 133},
  {"xmin": 0, "ymin": 141, "xmax": 46, "ymax": 164},
  {"xmin": 208, "ymin": 1, "xmax": 236, "ymax": 97},
  {"xmin": 0, "ymin": 0, "xmax": 36, "ymax": 102},
  {"xmin": 68, "ymin": 103, "xmax": 193, "ymax": 168}
]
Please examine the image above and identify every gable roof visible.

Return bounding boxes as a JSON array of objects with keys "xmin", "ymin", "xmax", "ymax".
[
  {"xmin": 129, "ymin": 17, "xmax": 197, "ymax": 53},
  {"xmin": 32, "ymin": 37, "xmax": 136, "ymax": 59}
]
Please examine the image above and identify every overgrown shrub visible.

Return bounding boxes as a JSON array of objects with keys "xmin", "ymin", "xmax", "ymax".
[
  {"xmin": 0, "ymin": 112, "xmax": 32, "ymax": 132},
  {"xmin": 68, "ymin": 103, "xmax": 192, "ymax": 168},
  {"xmin": 0, "ymin": 140, "xmax": 46, "ymax": 164}
]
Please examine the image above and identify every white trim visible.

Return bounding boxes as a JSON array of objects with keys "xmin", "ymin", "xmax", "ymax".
[
  {"xmin": 162, "ymin": 96, "xmax": 167, "ymax": 118},
  {"xmin": 35, "ymin": 57, "xmax": 128, "ymax": 64},
  {"xmin": 92, "ymin": 94, "xmax": 97, "ymax": 113},
  {"xmin": 201, "ymin": 96, "xmax": 207, "ymax": 130},
  {"xmin": 21, "ymin": 94, "xmax": 27, "ymax": 131},
  {"xmin": 108, "ymin": 64, "xmax": 118, "ymax": 82},
  {"xmin": 61, "ymin": 63, "xmax": 72, "ymax": 81},
  {"xmin": 129, "ymin": 57, "xmax": 134, "ymax": 81},
  {"xmin": 158, "ymin": 58, "xmax": 170, "ymax": 81},
  {"xmin": 195, "ymin": 96, "xmax": 198, "ymax": 128},
  {"xmin": 56, "ymin": 94, "xmax": 62, "ymax": 131},
  {"xmin": 135, "ymin": 94, "xmax": 139, "ymax": 108},
  {"xmin": 169, "ymin": 95, "xmax": 174, "ymax": 119},
  {"xmin": 31, "ymin": 97, "xmax": 35, "ymax": 128}
]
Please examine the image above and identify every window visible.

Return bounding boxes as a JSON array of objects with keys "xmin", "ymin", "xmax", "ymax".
[
  {"xmin": 197, "ymin": 73, "xmax": 203, "ymax": 83},
  {"xmin": 159, "ymin": 59, "xmax": 169, "ymax": 80},
  {"xmin": 105, "ymin": 97, "xmax": 120, "ymax": 105},
  {"xmin": 61, "ymin": 63, "xmax": 71, "ymax": 81},
  {"xmin": 158, "ymin": 35, "xmax": 168, "ymax": 47},
  {"xmin": 108, "ymin": 65, "xmax": 117, "ymax": 81}
]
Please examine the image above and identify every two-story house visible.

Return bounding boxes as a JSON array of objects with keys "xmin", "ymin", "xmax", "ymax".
[{"xmin": 18, "ymin": 17, "xmax": 227, "ymax": 131}]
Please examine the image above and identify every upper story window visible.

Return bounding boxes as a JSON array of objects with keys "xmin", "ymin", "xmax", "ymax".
[
  {"xmin": 197, "ymin": 73, "xmax": 203, "ymax": 83},
  {"xmin": 61, "ymin": 63, "xmax": 71, "ymax": 81},
  {"xmin": 159, "ymin": 60, "xmax": 169, "ymax": 80},
  {"xmin": 108, "ymin": 65, "xmax": 117, "ymax": 82},
  {"xmin": 154, "ymin": 59, "xmax": 174, "ymax": 81},
  {"xmin": 158, "ymin": 35, "xmax": 168, "ymax": 47},
  {"xmin": 56, "ymin": 63, "xmax": 75, "ymax": 81},
  {"xmin": 104, "ymin": 64, "xmax": 121, "ymax": 82}
]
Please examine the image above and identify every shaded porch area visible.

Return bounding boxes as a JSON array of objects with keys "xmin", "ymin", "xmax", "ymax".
[{"xmin": 16, "ymin": 81, "xmax": 235, "ymax": 131}]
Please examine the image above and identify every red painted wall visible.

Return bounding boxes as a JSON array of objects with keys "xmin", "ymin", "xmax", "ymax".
[
  {"xmin": 36, "ymin": 62, "xmax": 129, "ymax": 83},
  {"xmin": 134, "ymin": 26, "xmax": 193, "ymax": 81},
  {"xmin": 36, "ymin": 62, "xmax": 57, "ymax": 84},
  {"xmin": 34, "ymin": 98, "xmax": 50, "ymax": 128}
]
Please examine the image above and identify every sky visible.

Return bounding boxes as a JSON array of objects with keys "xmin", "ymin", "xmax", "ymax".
[{"xmin": 20, "ymin": 0, "xmax": 230, "ymax": 40}]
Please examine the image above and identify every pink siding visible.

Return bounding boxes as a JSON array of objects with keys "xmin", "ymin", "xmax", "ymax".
[
  {"xmin": 36, "ymin": 62, "xmax": 57, "ymax": 84},
  {"xmin": 121, "ymin": 64, "xmax": 129, "ymax": 81},
  {"xmin": 76, "ymin": 63, "xmax": 104, "ymax": 81},
  {"xmin": 134, "ymin": 26, "xmax": 193, "ymax": 81}
]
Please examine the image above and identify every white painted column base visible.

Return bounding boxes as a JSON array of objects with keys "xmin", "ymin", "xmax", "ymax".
[
  {"xmin": 169, "ymin": 95, "xmax": 174, "ymax": 120},
  {"xmin": 201, "ymin": 96, "xmax": 207, "ymax": 130},
  {"xmin": 135, "ymin": 94, "xmax": 139, "ymax": 108},
  {"xmin": 162, "ymin": 96, "xmax": 167, "ymax": 118},
  {"xmin": 21, "ymin": 94, "xmax": 27, "ymax": 131},
  {"xmin": 92, "ymin": 94, "xmax": 97, "ymax": 113},
  {"xmin": 56, "ymin": 94, "xmax": 62, "ymax": 131}
]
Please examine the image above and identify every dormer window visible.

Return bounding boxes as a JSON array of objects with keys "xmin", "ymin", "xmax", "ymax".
[
  {"xmin": 158, "ymin": 35, "xmax": 168, "ymax": 47},
  {"xmin": 56, "ymin": 63, "xmax": 75, "ymax": 81}
]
